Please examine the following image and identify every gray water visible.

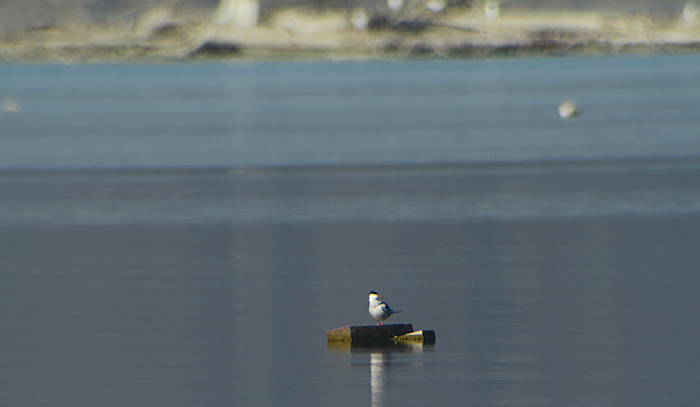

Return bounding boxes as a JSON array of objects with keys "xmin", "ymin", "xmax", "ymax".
[{"xmin": 1, "ymin": 55, "xmax": 700, "ymax": 406}]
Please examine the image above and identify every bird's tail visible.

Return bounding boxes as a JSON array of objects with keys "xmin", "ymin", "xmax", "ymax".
[{"xmin": 391, "ymin": 309, "xmax": 403, "ymax": 315}]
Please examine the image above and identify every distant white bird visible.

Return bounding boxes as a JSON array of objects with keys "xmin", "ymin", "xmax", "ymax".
[
  {"xmin": 368, "ymin": 291, "xmax": 402, "ymax": 325},
  {"xmin": 426, "ymin": 0, "xmax": 445, "ymax": 13},
  {"xmin": 683, "ymin": 1, "xmax": 700, "ymax": 24},
  {"xmin": 387, "ymin": 0, "xmax": 403, "ymax": 12},
  {"xmin": 484, "ymin": 0, "xmax": 500, "ymax": 20},
  {"xmin": 558, "ymin": 101, "xmax": 579, "ymax": 118}
]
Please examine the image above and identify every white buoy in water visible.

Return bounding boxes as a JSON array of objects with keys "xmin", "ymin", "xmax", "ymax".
[
  {"xmin": 1, "ymin": 98, "xmax": 21, "ymax": 113},
  {"xmin": 558, "ymin": 101, "xmax": 579, "ymax": 119}
]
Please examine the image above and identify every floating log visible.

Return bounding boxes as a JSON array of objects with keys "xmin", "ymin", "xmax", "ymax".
[
  {"xmin": 326, "ymin": 324, "xmax": 414, "ymax": 341},
  {"xmin": 395, "ymin": 330, "xmax": 436, "ymax": 344},
  {"xmin": 326, "ymin": 324, "xmax": 436, "ymax": 345}
]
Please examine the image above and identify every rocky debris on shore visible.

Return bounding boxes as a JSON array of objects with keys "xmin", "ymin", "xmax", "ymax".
[{"xmin": 1, "ymin": 0, "xmax": 700, "ymax": 61}]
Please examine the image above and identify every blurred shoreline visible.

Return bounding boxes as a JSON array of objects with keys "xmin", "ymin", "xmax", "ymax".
[{"xmin": 1, "ymin": 1, "xmax": 700, "ymax": 62}]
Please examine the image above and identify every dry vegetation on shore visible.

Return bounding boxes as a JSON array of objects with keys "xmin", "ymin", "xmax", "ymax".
[{"xmin": 1, "ymin": 0, "xmax": 700, "ymax": 61}]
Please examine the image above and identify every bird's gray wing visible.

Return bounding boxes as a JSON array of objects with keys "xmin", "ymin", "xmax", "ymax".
[{"xmin": 380, "ymin": 303, "xmax": 391, "ymax": 315}]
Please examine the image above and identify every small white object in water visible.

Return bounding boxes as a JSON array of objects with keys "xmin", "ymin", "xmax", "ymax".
[
  {"xmin": 558, "ymin": 101, "xmax": 579, "ymax": 119},
  {"xmin": 1, "ymin": 98, "xmax": 21, "ymax": 113}
]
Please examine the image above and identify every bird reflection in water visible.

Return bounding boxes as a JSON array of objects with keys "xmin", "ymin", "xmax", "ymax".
[
  {"xmin": 370, "ymin": 350, "xmax": 386, "ymax": 407},
  {"xmin": 328, "ymin": 341, "xmax": 432, "ymax": 407}
]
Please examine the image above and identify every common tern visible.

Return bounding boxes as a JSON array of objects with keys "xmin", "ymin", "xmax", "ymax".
[{"xmin": 368, "ymin": 291, "xmax": 402, "ymax": 325}]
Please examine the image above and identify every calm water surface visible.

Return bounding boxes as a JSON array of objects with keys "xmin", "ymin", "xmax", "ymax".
[{"xmin": 1, "ymin": 55, "xmax": 699, "ymax": 407}]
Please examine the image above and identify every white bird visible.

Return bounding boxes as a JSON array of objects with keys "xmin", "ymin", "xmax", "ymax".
[{"xmin": 368, "ymin": 291, "xmax": 402, "ymax": 325}]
